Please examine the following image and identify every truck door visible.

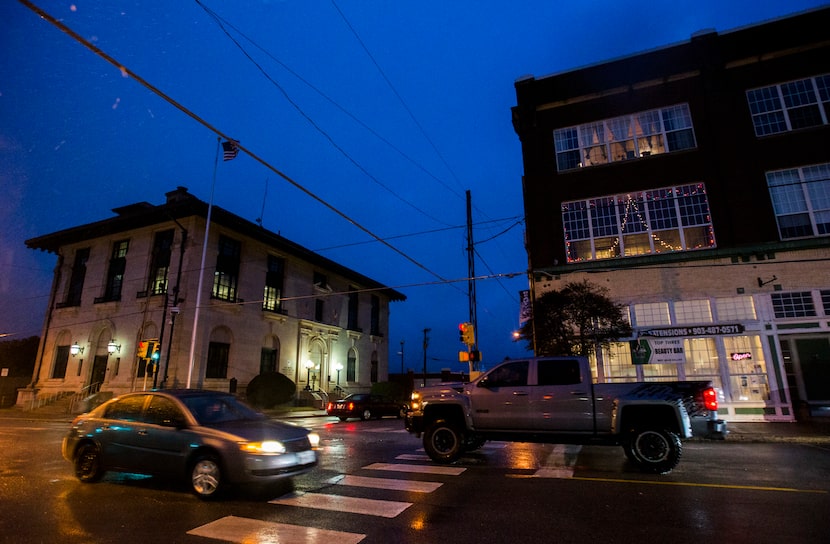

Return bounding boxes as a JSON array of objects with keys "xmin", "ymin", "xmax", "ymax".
[
  {"xmin": 470, "ymin": 360, "xmax": 532, "ymax": 430},
  {"xmin": 532, "ymin": 358, "xmax": 594, "ymax": 432}
]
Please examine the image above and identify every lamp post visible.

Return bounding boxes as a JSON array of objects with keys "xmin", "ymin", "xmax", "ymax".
[
  {"xmin": 304, "ymin": 360, "xmax": 314, "ymax": 390},
  {"xmin": 334, "ymin": 362, "xmax": 343, "ymax": 393}
]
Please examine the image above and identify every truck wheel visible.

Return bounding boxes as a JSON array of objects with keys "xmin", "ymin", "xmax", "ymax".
[
  {"xmin": 463, "ymin": 435, "xmax": 486, "ymax": 452},
  {"xmin": 423, "ymin": 419, "xmax": 464, "ymax": 464},
  {"xmin": 628, "ymin": 428, "xmax": 682, "ymax": 474}
]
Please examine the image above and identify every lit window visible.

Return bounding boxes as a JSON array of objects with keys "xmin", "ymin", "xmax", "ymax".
[
  {"xmin": 553, "ymin": 104, "xmax": 696, "ymax": 172},
  {"xmin": 633, "ymin": 302, "xmax": 671, "ymax": 326},
  {"xmin": 674, "ymin": 300, "xmax": 713, "ymax": 324},
  {"xmin": 715, "ymin": 296, "xmax": 757, "ymax": 321},
  {"xmin": 562, "ymin": 183, "xmax": 716, "ymax": 262}
]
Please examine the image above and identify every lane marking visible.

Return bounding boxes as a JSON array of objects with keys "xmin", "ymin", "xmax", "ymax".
[
  {"xmin": 571, "ymin": 476, "xmax": 829, "ymax": 494},
  {"xmin": 187, "ymin": 515, "xmax": 365, "ymax": 543},
  {"xmin": 271, "ymin": 492, "xmax": 412, "ymax": 518},
  {"xmin": 507, "ymin": 473, "xmax": 828, "ymax": 494},
  {"xmin": 363, "ymin": 462, "xmax": 466, "ymax": 475},
  {"xmin": 338, "ymin": 474, "xmax": 442, "ymax": 493}
]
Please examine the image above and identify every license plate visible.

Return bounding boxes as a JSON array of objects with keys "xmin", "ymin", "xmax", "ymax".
[{"xmin": 297, "ymin": 450, "xmax": 316, "ymax": 464}]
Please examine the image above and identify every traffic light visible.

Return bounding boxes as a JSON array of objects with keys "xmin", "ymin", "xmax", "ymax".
[
  {"xmin": 150, "ymin": 342, "xmax": 160, "ymax": 361},
  {"xmin": 458, "ymin": 322, "xmax": 475, "ymax": 346},
  {"xmin": 137, "ymin": 341, "xmax": 149, "ymax": 358}
]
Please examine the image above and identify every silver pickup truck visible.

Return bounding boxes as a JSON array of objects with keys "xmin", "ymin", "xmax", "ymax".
[{"xmin": 404, "ymin": 356, "xmax": 727, "ymax": 474}]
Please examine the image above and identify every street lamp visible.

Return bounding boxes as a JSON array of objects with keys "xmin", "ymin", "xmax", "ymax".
[
  {"xmin": 304, "ymin": 360, "xmax": 314, "ymax": 390},
  {"xmin": 334, "ymin": 362, "xmax": 343, "ymax": 392}
]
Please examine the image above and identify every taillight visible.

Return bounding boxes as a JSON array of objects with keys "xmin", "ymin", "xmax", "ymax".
[
  {"xmin": 326, "ymin": 402, "xmax": 333, "ymax": 411},
  {"xmin": 348, "ymin": 402, "xmax": 355, "ymax": 411},
  {"xmin": 703, "ymin": 388, "xmax": 718, "ymax": 411}
]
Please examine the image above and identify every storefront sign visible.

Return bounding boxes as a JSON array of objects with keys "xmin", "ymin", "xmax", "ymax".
[
  {"xmin": 638, "ymin": 324, "xmax": 744, "ymax": 337},
  {"xmin": 630, "ymin": 338, "xmax": 685, "ymax": 364},
  {"xmin": 731, "ymin": 352, "xmax": 752, "ymax": 361}
]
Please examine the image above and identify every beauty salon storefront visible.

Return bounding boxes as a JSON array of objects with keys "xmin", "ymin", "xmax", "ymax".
[{"xmin": 592, "ymin": 319, "xmax": 792, "ymax": 422}]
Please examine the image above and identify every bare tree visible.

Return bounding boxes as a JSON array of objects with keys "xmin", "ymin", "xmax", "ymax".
[{"xmin": 517, "ymin": 280, "xmax": 631, "ymax": 357}]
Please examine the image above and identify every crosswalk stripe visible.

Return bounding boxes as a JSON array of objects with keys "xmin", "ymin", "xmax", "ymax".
[
  {"xmin": 271, "ymin": 492, "xmax": 412, "ymax": 518},
  {"xmin": 396, "ymin": 453, "xmax": 431, "ymax": 461},
  {"xmin": 364, "ymin": 462, "xmax": 466, "ymax": 476},
  {"xmin": 531, "ymin": 444, "xmax": 581, "ymax": 478},
  {"xmin": 187, "ymin": 515, "xmax": 365, "ymax": 544},
  {"xmin": 338, "ymin": 474, "xmax": 443, "ymax": 493}
]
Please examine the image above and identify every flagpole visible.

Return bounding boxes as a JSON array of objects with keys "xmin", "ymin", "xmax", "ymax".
[{"xmin": 186, "ymin": 137, "xmax": 221, "ymax": 388}]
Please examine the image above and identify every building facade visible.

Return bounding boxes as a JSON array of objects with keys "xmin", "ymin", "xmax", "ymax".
[
  {"xmin": 19, "ymin": 187, "xmax": 405, "ymax": 406},
  {"xmin": 512, "ymin": 7, "xmax": 830, "ymax": 421}
]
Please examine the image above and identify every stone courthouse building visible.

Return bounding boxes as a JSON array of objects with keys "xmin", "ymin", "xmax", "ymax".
[{"xmin": 19, "ymin": 186, "xmax": 405, "ymax": 406}]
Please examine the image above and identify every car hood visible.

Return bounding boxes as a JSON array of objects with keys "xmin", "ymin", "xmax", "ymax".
[{"xmin": 203, "ymin": 419, "xmax": 310, "ymax": 442}]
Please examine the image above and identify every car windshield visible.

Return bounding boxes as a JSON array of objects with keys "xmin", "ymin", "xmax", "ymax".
[{"xmin": 183, "ymin": 395, "xmax": 264, "ymax": 425}]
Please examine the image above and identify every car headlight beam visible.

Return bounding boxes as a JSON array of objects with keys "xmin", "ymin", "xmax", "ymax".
[{"xmin": 240, "ymin": 440, "xmax": 286, "ymax": 454}]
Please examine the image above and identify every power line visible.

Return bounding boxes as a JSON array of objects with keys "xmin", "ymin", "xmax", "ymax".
[
  {"xmin": 330, "ymin": 0, "xmax": 467, "ymax": 199},
  {"xmin": 195, "ymin": 0, "xmax": 452, "ymax": 227},
  {"xmin": 193, "ymin": 1, "xmax": 463, "ymax": 219},
  {"xmin": 313, "ymin": 215, "xmax": 523, "ymax": 252},
  {"xmin": 19, "ymin": 0, "xmax": 451, "ymax": 286}
]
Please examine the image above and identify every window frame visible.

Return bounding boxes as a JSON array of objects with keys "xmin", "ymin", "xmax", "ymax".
[
  {"xmin": 747, "ymin": 74, "xmax": 830, "ymax": 137},
  {"xmin": 553, "ymin": 103, "xmax": 696, "ymax": 172},
  {"xmin": 562, "ymin": 183, "xmax": 716, "ymax": 262}
]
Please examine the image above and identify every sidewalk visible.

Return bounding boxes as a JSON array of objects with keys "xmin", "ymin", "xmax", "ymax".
[{"xmin": 2, "ymin": 405, "xmax": 829, "ymax": 445}]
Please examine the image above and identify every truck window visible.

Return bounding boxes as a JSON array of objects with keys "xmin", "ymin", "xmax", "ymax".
[
  {"xmin": 485, "ymin": 360, "xmax": 529, "ymax": 387},
  {"xmin": 538, "ymin": 359, "xmax": 581, "ymax": 386}
]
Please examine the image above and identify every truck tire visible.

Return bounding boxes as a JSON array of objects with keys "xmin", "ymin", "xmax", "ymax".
[
  {"xmin": 463, "ymin": 435, "xmax": 486, "ymax": 452},
  {"xmin": 423, "ymin": 419, "xmax": 464, "ymax": 464},
  {"xmin": 627, "ymin": 428, "xmax": 682, "ymax": 474}
]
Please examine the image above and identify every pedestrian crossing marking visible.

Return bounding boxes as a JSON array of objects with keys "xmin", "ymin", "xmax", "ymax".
[
  {"xmin": 362, "ymin": 426, "xmax": 408, "ymax": 433},
  {"xmin": 338, "ymin": 474, "xmax": 443, "ymax": 493},
  {"xmin": 271, "ymin": 492, "xmax": 412, "ymax": 518},
  {"xmin": 530, "ymin": 444, "xmax": 581, "ymax": 478},
  {"xmin": 187, "ymin": 515, "xmax": 365, "ymax": 544},
  {"xmin": 364, "ymin": 462, "xmax": 466, "ymax": 476},
  {"xmin": 396, "ymin": 453, "xmax": 431, "ymax": 461}
]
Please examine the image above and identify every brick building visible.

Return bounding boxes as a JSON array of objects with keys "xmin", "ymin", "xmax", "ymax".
[{"xmin": 512, "ymin": 7, "xmax": 830, "ymax": 421}]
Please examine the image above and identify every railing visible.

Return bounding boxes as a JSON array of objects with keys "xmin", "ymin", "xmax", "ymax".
[
  {"xmin": 67, "ymin": 382, "xmax": 102, "ymax": 414},
  {"xmin": 25, "ymin": 389, "xmax": 68, "ymax": 411}
]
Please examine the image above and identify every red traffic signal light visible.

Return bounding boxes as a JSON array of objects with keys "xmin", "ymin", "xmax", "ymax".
[{"xmin": 458, "ymin": 322, "xmax": 475, "ymax": 345}]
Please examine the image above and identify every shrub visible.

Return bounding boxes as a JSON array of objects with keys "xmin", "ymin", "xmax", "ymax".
[{"xmin": 245, "ymin": 372, "xmax": 296, "ymax": 408}]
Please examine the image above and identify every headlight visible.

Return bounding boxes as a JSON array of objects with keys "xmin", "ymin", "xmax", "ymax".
[
  {"xmin": 307, "ymin": 432, "xmax": 320, "ymax": 449},
  {"xmin": 240, "ymin": 440, "xmax": 286, "ymax": 454},
  {"xmin": 410, "ymin": 391, "xmax": 421, "ymax": 410}
]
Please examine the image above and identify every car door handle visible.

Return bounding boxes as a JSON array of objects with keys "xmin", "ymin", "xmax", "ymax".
[{"xmin": 513, "ymin": 391, "xmax": 529, "ymax": 396}]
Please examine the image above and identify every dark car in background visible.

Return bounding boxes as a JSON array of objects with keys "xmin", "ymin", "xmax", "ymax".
[
  {"xmin": 326, "ymin": 393, "xmax": 407, "ymax": 421},
  {"xmin": 62, "ymin": 390, "xmax": 319, "ymax": 499}
]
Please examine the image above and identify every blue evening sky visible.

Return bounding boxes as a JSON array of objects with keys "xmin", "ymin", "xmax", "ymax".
[{"xmin": 2, "ymin": 1, "xmax": 826, "ymax": 372}]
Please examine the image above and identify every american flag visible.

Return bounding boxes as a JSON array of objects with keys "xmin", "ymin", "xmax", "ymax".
[{"xmin": 222, "ymin": 140, "xmax": 239, "ymax": 161}]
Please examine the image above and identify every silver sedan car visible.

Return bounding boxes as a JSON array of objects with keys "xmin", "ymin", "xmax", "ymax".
[{"xmin": 62, "ymin": 389, "xmax": 318, "ymax": 499}]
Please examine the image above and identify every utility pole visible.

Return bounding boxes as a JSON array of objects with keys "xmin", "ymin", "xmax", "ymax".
[
  {"xmin": 466, "ymin": 190, "xmax": 480, "ymax": 371},
  {"xmin": 400, "ymin": 340, "xmax": 405, "ymax": 374},
  {"xmin": 422, "ymin": 328, "xmax": 431, "ymax": 387}
]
